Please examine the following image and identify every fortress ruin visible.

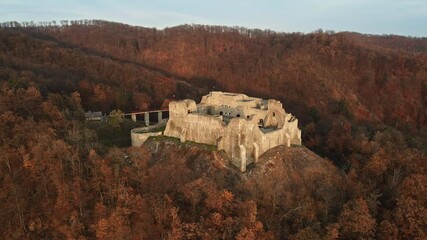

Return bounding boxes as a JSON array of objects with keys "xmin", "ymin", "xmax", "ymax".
[
  {"xmin": 132, "ymin": 91, "xmax": 302, "ymax": 172},
  {"xmin": 165, "ymin": 91, "xmax": 301, "ymax": 171}
]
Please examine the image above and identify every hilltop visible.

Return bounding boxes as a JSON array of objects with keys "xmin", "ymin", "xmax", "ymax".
[{"xmin": 142, "ymin": 137, "xmax": 347, "ymax": 239}]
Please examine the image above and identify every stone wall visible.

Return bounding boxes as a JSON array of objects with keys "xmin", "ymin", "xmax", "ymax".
[
  {"xmin": 131, "ymin": 120, "xmax": 166, "ymax": 147},
  {"xmin": 217, "ymin": 118, "xmax": 263, "ymax": 168},
  {"xmin": 131, "ymin": 131, "xmax": 162, "ymax": 147},
  {"xmin": 162, "ymin": 91, "xmax": 302, "ymax": 172},
  {"xmin": 165, "ymin": 113, "xmax": 226, "ymax": 145},
  {"xmin": 201, "ymin": 91, "xmax": 261, "ymax": 109},
  {"xmin": 169, "ymin": 99, "xmax": 197, "ymax": 117}
]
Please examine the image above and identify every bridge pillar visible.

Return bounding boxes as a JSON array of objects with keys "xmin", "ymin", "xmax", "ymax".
[
  {"xmin": 144, "ymin": 112, "xmax": 149, "ymax": 126},
  {"xmin": 131, "ymin": 113, "xmax": 136, "ymax": 122},
  {"xmin": 158, "ymin": 111, "xmax": 163, "ymax": 123}
]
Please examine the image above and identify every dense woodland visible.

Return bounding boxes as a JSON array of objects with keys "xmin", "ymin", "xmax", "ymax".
[{"xmin": 0, "ymin": 20, "xmax": 426, "ymax": 239}]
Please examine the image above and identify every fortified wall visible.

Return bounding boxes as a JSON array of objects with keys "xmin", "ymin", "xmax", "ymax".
[
  {"xmin": 164, "ymin": 91, "xmax": 301, "ymax": 172},
  {"xmin": 131, "ymin": 120, "xmax": 167, "ymax": 147}
]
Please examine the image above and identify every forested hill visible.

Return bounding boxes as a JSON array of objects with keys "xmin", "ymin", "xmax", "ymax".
[
  {"xmin": 0, "ymin": 20, "xmax": 426, "ymax": 239},
  {"xmin": 1, "ymin": 20, "xmax": 426, "ymax": 129},
  {"xmin": 1, "ymin": 20, "xmax": 427, "ymax": 160},
  {"xmin": 0, "ymin": 21, "xmax": 207, "ymax": 114},
  {"xmin": 13, "ymin": 20, "xmax": 427, "ymax": 127}
]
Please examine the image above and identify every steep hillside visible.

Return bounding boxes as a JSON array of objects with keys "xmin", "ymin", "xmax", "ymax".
[
  {"xmin": 1, "ymin": 82, "xmax": 425, "ymax": 238},
  {"xmin": 0, "ymin": 26, "xmax": 207, "ymax": 113},
  {"xmin": 143, "ymin": 137, "xmax": 347, "ymax": 238},
  {"xmin": 29, "ymin": 21, "xmax": 427, "ymax": 129}
]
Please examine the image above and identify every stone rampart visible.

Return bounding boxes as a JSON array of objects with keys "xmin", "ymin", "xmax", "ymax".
[
  {"xmin": 155, "ymin": 91, "xmax": 302, "ymax": 172},
  {"xmin": 131, "ymin": 120, "xmax": 167, "ymax": 147}
]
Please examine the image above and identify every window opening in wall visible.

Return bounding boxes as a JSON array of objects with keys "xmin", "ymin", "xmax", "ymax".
[
  {"xmin": 273, "ymin": 112, "xmax": 276, "ymax": 116},
  {"xmin": 220, "ymin": 111, "xmax": 223, "ymax": 115},
  {"xmin": 237, "ymin": 114, "xmax": 240, "ymax": 117}
]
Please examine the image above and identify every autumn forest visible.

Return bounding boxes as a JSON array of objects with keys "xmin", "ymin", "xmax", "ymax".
[{"xmin": 0, "ymin": 20, "xmax": 426, "ymax": 239}]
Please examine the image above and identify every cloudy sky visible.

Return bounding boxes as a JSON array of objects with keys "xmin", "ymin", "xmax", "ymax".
[{"xmin": 0, "ymin": 0, "xmax": 426, "ymax": 36}]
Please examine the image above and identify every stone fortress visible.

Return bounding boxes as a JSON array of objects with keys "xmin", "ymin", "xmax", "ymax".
[{"xmin": 132, "ymin": 91, "xmax": 302, "ymax": 172}]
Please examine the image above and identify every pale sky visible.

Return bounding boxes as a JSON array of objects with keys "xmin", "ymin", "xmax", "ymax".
[{"xmin": 0, "ymin": 0, "xmax": 426, "ymax": 36}]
